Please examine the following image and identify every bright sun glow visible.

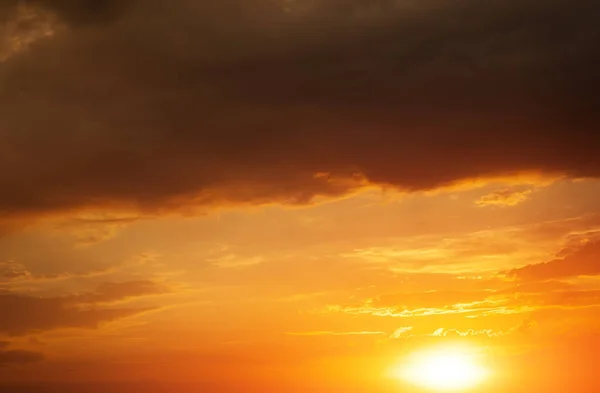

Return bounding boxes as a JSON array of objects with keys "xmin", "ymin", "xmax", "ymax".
[{"xmin": 391, "ymin": 345, "xmax": 489, "ymax": 391}]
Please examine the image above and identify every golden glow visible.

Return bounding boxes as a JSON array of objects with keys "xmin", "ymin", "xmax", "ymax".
[{"xmin": 391, "ymin": 345, "xmax": 489, "ymax": 391}]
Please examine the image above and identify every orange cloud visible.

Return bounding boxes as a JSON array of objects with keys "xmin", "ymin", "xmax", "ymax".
[
  {"xmin": 0, "ymin": 2, "xmax": 61, "ymax": 62},
  {"xmin": 0, "ymin": 348, "xmax": 43, "ymax": 366},
  {"xmin": 431, "ymin": 328, "xmax": 502, "ymax": 337},
  {"xmin": 286, "ymin": 331, "xmax": 385, "ymax": 337},
  {"xmin": 371, "ymin": 290, "xmax": 495, "ymax": 309},
  {"xmin": 507, "ymin": 240, "xmax": 600, "ymax": 280},
  {"xmin": 475, "ymin": 188, "xmax": 533, "ymax": 207},
  {"xmin": 321, "ymin": 298, "xmax": 522, "ymax": 319},
  {"xmin": 50, "ymin": 214, "xmax": 140, "ymax": 246},
  {"xmin": 0, "ymin": 340, "xmax": 44, "ymax": 366},
  {"xmin": 0, "ymin": 281, "xmax": 165, "ymax": 335},
  {"xmin": 0, "ymin": 261, "xmax": 32, "ymax": 281}
]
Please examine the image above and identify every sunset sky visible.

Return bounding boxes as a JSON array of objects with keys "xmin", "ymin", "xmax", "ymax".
[{"xmin": 1, "ymin": 1, "xmax": 600, "ymax": 392}]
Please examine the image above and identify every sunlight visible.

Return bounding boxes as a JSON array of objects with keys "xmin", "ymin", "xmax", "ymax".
[{"xmin": 390, "ymin": 344, "xmax": 489, "ymax": 391}]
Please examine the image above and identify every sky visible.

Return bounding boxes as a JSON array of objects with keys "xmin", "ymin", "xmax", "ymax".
[{"xmin": 0, "ymin": 0, "xmax": 599, "ymax": 392}]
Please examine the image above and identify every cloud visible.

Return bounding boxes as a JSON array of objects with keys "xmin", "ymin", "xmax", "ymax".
[
  {"xmin": 500, "ymin": 280, "xmax": 575, "ymax": 294},
  {"xmin": 286, "ymin": 331, "xmax": 385, "ymax": 337},
  {"xmin": 507, "ymin": 240, "xmax": 600, "ymax": 280},
  {"xmin": 523, "ymin": 213, "xmax": 600, "ymax": 243},
  {"xmin": 0, "ymin": 260, "xmax": 119, "ymax": 288},
  {"xmin": 77, "ymin": 280, "xmax": 168, "ymax": 303},
  {"xmin": 0, "ymin": 2, "xmax": 61, "ymax": 62},
  {"xmin": 431, "ymin": 328, "xmax": 501, "ymax": 337},
  {"xmin": 504, "ymin": 289, "xmax": 600, "ymax": 309},
  {"xmin": 0, "ymin": 340, "xmax": 43, "ymax": 366},
  {"xmin": 51, "ymin": 214, "xmax": 140, "ymax": 246},
  {"xmin": 0, "ymin": 280, "xmax": 165, "ymax": 335},
  {"xmin": 0, "ymin": 349, "xmax": 44, "ymax": 366},
  {"xmin": 322, "ymin": 276, "xmax": 600, "ymax": 320},
  {"xmin": 429, "ymin": 320, "xmax": 537, "ymax": 338},
  {"xmin": 475, "ymin": 188, "xmax": 533, "ymax": 207},
  {"xmin": 0, "ymin": 261, "xmax": 32, "ymax": 281},
  {"xmin": 370, "ymin": 290, "xmax": 494, "ymax": 310},
  {"xmin": 321, "ymin": 298, "xmax": 524, "ymax": 318},
  {"xmin": 389, "ymin": 327, "xmax": 413, "ymax": 339},
  {"xmin": 326, "ymin": 289, "xmax": 600, "ymax": 319},
  {"xmin": 286, "ymin": 327, "xmax": 417, "ymax": 340},
  {"xmin": 0, "ymin": 0, "xmax": 598, "ymax": 217},
  {"xmin": 22, "ymin": 0, "xmax": 130, "ymax": 27}
]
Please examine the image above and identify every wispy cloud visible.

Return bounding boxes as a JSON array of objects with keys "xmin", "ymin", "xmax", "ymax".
[
  {"xmin": 389, "ymin": 327, "xmax": 414, "ymax": 339},
  {"xmin": 507, "ymin": 240, "xmax": 600, "ymax": 280},
  {"xmin": 286, "ymin": 331, "xmax": 386, "ymax": 336},
  {"xmin": 0, "ymin": 280, "xmax": 168, "ymax": 335},
  {"xmin": 319, "ymin": 298, "xmax": 520, "ymax": 318},
  {"xmin": 0, "ymin": 2, "xmax": 62, "ymax": 62},
  {"xmin": 0, "ymin": 348, "xmax": 44, "ymax": 365},
  {"xmin": 475, "ymin": 188, "xmax": 534, "ymax": 207}
]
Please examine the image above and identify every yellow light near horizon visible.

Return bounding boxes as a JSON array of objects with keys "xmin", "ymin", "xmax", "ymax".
[{"xmin": 391, "ymin": 345, "xmax": 489, "ymax": 391}]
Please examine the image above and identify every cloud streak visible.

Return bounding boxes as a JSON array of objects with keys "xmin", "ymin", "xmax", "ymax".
[
  {"xmin": 286, "ymin": 331, "xmax": 385, "ymax": 337},
  {"xmin": 0, "ymin": 348, "xmax": 44, "ymax": 366},
  {"xmin": 507, "ymin": 240, "xmax": 600, "ymax": 281},
  {"xmin": 0, "ymin": 280, "xmax": 165, "ymax": 335}
]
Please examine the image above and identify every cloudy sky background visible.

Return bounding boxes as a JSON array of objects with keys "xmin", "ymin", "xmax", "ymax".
[{"xmin": 1, "ymin": 1, "xmax": 599, "ymax": 392}]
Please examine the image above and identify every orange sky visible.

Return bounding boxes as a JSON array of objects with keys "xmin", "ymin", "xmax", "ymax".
[
  {"xmin": 2, "ymin": 178, "xmax": 600, "ymax": 392},
  {"xmin": 1, "ymin": 1, "xmax": 600, "ymax": 393}
]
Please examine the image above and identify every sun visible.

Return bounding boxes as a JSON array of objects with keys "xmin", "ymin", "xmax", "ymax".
[{"xmin": 390, "ymin": 344, "xmax": 489, "ymax": 391}]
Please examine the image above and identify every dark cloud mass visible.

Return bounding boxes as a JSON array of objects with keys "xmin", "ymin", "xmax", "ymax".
[{"xmin": 0, "ymin": 0, "xmax": 599, "ymax": 216}]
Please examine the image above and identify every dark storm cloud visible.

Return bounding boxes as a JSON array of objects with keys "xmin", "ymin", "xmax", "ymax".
[
  {"xmin": 0, "ymin": 0, "xmax": 599, "ymax": 217},
  {"xmin": 0, "ymin": 281, "xmax": 163, "ymax": 335}
]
